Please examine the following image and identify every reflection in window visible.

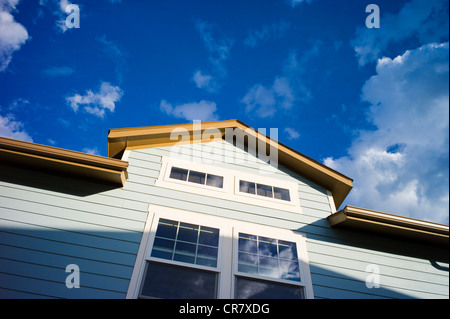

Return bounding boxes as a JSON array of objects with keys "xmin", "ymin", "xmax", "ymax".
[
  {"xmin": 151, "ymin": 218, "xmax": 220, "ymax": 267},
  {"xmin": 238, "ymin": 233, "xmax": 300, "ymax": 281},
  {"xmin": 169, "ymin": 167, "xmax": 223, "ymax": 189},
  {"xmin": 235, "ymin": 277, "xmax": 304, "ymax": 299},
  {"xmin": 239, "ymin": 180, "xmax": 290, "ymax": 201},
  {"xmin": 140, "ymin": 262, "xmax": 217, "ymax": 299}
]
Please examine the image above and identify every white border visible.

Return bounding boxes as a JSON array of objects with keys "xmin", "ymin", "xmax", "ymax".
[{"xmin": 126, "ymin": 204, "xmax": 314, "ymax": 299}]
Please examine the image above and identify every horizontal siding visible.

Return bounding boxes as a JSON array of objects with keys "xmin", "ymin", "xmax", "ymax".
[
  {"xmin": 0, "ymin": 165, "xmax": 145, "ymax": 299},
  {"xmin": 1, "ymin": 139, "xmax": 448, "ymax": 299}
]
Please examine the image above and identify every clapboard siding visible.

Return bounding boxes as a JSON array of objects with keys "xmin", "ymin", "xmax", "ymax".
[
  {"xmin": 126, "ymin": 140, "xmax": 449, "ymax": 299},
  {"xmin": 1, "ymin": 139, "xmax": 448, "ymax": 299}
]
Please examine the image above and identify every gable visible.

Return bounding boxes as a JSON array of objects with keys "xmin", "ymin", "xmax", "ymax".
[{"xmin": 108, "ymin": 120, "xmax": 353, "ymax": 209}]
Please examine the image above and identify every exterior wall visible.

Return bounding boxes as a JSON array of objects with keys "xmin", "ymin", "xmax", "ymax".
[{"xmin": 0, "ymin": 139, "xmax": 448, "ymax": 298}]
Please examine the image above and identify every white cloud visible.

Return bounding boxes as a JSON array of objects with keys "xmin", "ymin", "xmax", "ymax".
[
  {"xmin": 160, "ymin": 99, "xmax": 219, "ymax": 122},
  {"xmin": 241, "ymin": 77, "xmax": 294, "ymax": 118},
  {"xmin": 193, "ymin": 20, "xmax": 233, "ymax": 92},
  {"xmin": 324, "ymin": 42, "xmax": 449, "ymax": 224},
  {"xmin": 38, "ymin": 0, "xmax": 74, "ymax": 33},
  {"xmin": 284, "ymin": 127, "xmax": 300, "ymax": 140},
  {"xmin": 0, "ymin": 113, "xmax": 32, "ymax": 142},
  {"xmin": 192, "ymin": 70, "xmax": 216, "ymax": 92},
  {"xmin": 244, "ymin": 20, "xmax": 290, "ymax": 48},
  {"xmin": 0, "ymin": 0, "xmax": 29, "ymax": 72},
  {"xmin": 352, "ymin": 0, "xmax": 449, "ymax": 66},
  {"xmin": 66, "ymin": 82, "xmax": 123, "ymax": 118},
  {"xmin": 82, "ymin": 147, "xmax": 101, "ymax": 156}
]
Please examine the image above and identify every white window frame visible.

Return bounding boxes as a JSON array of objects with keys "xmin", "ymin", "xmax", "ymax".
[
  {"xmin": 126, "ymin": 205, "xmax": 313, "ymax": 299},
  {"xmin": 231, "ymin": 223, "xmax": 314, "ymax": 299},
  {"xmin": 155, "ymin": 156, "xmax": 302, "ymax": 214}
]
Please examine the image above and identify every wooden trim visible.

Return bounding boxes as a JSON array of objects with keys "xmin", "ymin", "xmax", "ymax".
[
  {"xmin": 0, "ymin": 137, "xmax": 128, "ymax": 186},
  {"xmin": 108, "ymin": 119, "xmax": 353, "ymax": 208},
  {"xmin": 328, "ymin": 205, "xmax": 449, "ymax": 246}
]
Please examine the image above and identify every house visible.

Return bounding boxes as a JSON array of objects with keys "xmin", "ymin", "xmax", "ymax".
[{"xmin": 0, "ymin": 119, "xmax": 448, "ymax": 299}]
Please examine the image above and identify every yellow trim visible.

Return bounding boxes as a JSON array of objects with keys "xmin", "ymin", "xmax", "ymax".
[
  {"xmin": 108, "ymin": 119, "xmax": 353, "ymax": 209},
  {"xmin": 0, "ymin": 137, "xmax": 128, "ymax": 186},
  {"xmin": 328, "ymin": 205, "xmax": 449, "ymax": 246}
]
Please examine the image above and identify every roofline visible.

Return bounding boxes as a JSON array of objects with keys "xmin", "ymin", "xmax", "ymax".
[
  {"xmin": 107, "ymin": 119, "xmax": 353, "ymax": 208},
  {"xmin": 0, "ymin": 137, "xmax": 128, "ymax": 186},
  {"xmin": 328, "ymin": 205, "xmax": 449, "ymax": 246}
]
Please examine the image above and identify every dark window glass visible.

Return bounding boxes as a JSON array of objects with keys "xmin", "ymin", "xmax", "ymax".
[
  {"xmin": 188, "ymin": 170, "xmax": 206, "ymax": 184},
  {"xmin": 235, "ymin": 277, "xmax": 304, "ymax": 299},
  {"xmin": 140, "ymin": 262, "xmax": 217, "ymax": 299},
  {"xmin": 257, "ymin": 184, "xmax": 273, "ymax": 198},
  {"xmin": 239, "ymin": 180, "xmax": 256, "ymax": 194},
  {"xmin": 151, "ymin": 218, "xmax": 219, "ymax": 268},
  {"xmin": 273, "ymin": 187, "xmax": 290, "ymax": 201},
  {"xmin": 206, "ymin": 174, "xmax": 224, "ymax": 188},
  {"xmin": 169, "ymin": 167, "xmax": 188, "ymax": 181}
]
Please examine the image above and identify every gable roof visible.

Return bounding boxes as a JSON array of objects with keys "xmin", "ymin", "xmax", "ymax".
[{"xmin": 107, "ymin": 119, "xmax": 353, "ymax": 209}]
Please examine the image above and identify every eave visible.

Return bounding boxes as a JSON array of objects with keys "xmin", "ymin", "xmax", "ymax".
[
  {"xmin": 328, "ymin": 205, "xmax": 449, "ymax": 246},
  {"xmin": 0, "ymin": 137, "xmax": 128, "ymax": 187},
  {"xmin": 107, "ymin": 119, "xmax": 353, "ymax": 208}
]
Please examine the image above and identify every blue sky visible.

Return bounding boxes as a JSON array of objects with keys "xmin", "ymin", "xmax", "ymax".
[{"xmin": 1, "ymin": 0, "xmax": 448, "ymax": 224}]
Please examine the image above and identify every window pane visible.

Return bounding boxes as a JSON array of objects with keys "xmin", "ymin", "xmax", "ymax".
[
  {"xmin": 235, "ymin": 277, "xmax": 304, "ymax": 299},
  {"xmin": 169, "ymin": 167, "xmax": 188, "ymax": 181},
  {"xmin": 151, "ymin": 237, "xmax": 175, "ymax": 260},
  {"xmin": 238, "ymin": 252, "xmax": 258, "ymax": 274},
  {"xmin": 239, "ymin": 181, "xmax": 256, "ymax": 194},
  {"xmin": 256, "ymin": 184, "xmax": 273, "ymax": 198},
  {"xmin": 155, "ymin": 219, "xmax": 178, "ymax": 240},
  {"xmin": 140, "ymin": 262, "xmax": 217, "ymax": 299},
  {"xmin": 239, "ymin": 233, "xmax": 258, "ymax": 254},
  {"xmin": 258, "ymin": 256, "xmax": 279, "ymax": 278},
  {"xmin": 278, "ymin": 240, "xmax": 298, "ymax": 261},
  {"xmin": 199, "ymin": 226, "xmax": 219, "ymax": 247},
  {"xmin": 188, "ymin": 170, "xmax": 206, "ymax": 184},
  {"xmin": 273, "ymin": 187, "xmax": 290, "ymax": 201},
  {"xmin": 177, "ymin": 222, "xmax": 199, "ymax": 244},
  {"xmin": 258, "ymin": 236, "xmax": 278, "ymax": 258},
  {"xmin": 174, "ymin": 241, "xmax": 197, "ymax": 264},
  {"xmin": 279, "ymin": 260, "xmax": 300, "ymax": 281},
  {"xmin": 151, "ymin": 218, "xmax": 220, "ymax": 268},
  {"xmin": 197, "ymin": 245, "xmax": 218, "ymax": 267},
  {"xmin": 206, "ymin": 174, "xmax": 224, "ymax": 188}
]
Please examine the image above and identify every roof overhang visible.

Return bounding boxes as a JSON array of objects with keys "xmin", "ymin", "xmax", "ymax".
[
  {"xmin": 0, "ymin": 137, "xmax": 128, "ymax": 186},
  {"xmin": 108, "ymin": 119, "xmax": 353, "ymax": 208},
  {"xmin": 328, "ymin": 205, "xmax": 449, "ymax": 246}
]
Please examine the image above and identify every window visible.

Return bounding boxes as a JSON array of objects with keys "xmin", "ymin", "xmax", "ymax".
[
  {"xmin": 127, "ymin": 206, "xmax": 313, "ymax": 299},
  {"xmin": 169, "ymin": 166, "xmax": 224, "ymax": 188},
  {"xmin": 239, "ymin": 180, "xmax": 291, "ymax": 201},
  {"xmin": 137, "ymin": 216, "xmax": 223, "ymax": 299},
  {"xmin": 155, "ymin": 157, "xmax": 301, "ymax": 213}
]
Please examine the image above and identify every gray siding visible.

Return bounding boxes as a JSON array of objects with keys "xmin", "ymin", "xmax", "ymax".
[{"xmin": 0, "ymin": 139, "xmax": 448, "ymax": 298}]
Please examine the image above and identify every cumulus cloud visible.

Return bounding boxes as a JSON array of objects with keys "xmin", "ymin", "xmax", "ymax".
[
  {"xmin": 284, "ymin": 127, "xmax": 300, "ymax": 140},
  {"xmin": 193, "ymin": 20, "xmax": 233, "ymax": 92},
  {"xmin": 244, "ymin": 20, "xmax": 290, "ymax": 48},
  {"xmin": 66, "ymin": 82, "xmax": 123, "ymax": 118},
  {"xmin": 0, "ymin": 113, "xmax": 32, "ymax": 142},
  {"xmin": 160, "ymin": 99, "xmax": 219, "ymax": 122},
  {"xmin": 192, "ymin": 70, "xmax": 216, "ymax": 92},
  {"xmin": 0, "ymin": 0, "xmax": 29, "ymax": 72},
  {"xmin": 352, "ymin": 0, "xmax": 449, "ymax": 66},
  {"xmin": 324, "ymin": 42, "xmax": 449, "ymax": 224},
  {"xmin": 241, "ymin": 77, "xmax": 294, "ymax": 118}
]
